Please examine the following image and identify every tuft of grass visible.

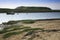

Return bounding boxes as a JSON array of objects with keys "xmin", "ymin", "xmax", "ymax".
[
  {"xmin": 21, "ymin": 20, "xmax": 35, "ymax": 24},
  {"xmin": 22, "ymin": 28, "xmax": 44, "ymax": 32},
  {"xmin": 3, "ymin": 28, "xmax": 44, "ymax": 38},
  {"xmin": 3, "ymin": 32, "xmax": 21, "ymax": 38},
  {"xmin": 0, "ymin": 25, "xmax": 44, "ymax": 38},
  {"xmin": 0, "ymin": 25, "xmax": 21, "ymax": 34},
  {"xmin": 0, "ymin": 26, "xmax": 31, "ymax": 34}
]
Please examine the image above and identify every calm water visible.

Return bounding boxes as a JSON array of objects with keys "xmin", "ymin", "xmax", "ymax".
[{"xmin": 0, "ymin": 12, "xmax": 60, "ymax": 24}]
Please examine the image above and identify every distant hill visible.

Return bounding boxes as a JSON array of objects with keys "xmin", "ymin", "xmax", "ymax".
[
  {"xmin": 0, "ymin": 6, "xmax": 60, "ymax": 13},
  {"xmin": 14, "ymin": 6, "xmax": 52, "ymax": 12},
  {"xmin": 0, "ymin": 8, "xmax": 14, "ymax": 13}
]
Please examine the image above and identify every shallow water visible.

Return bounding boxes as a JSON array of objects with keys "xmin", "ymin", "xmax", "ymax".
[{"xmin": 0, "ymin": 12, "xmax": 60, "ymax": 24}]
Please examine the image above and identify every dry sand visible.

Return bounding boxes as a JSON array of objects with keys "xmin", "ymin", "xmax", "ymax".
[{"xmin": 0, "ymin": 20, "xmax": 60, "ymax": 40}]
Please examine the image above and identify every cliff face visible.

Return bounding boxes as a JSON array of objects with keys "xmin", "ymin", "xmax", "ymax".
[{"xmin": 0, "ymin": 19, "xmax": 60, "ymax": 40}]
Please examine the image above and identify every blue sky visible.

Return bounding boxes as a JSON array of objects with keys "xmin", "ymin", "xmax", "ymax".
[{"xmin": 0, "ymin": 0, "xmax": 60, "ymax": 9}]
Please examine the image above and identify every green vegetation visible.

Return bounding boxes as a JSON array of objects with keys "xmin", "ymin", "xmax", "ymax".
[
  {"xmin": 2, "ymin": 20, "xmax": 35, "ymax": 25},
  {"xmin": 3, "ymin": 32, "xmax": 21, "ymax": 38},
  {"xmin": 2, "ymin": 21, "xmax": 19, "ymax": 25},
  {"xmin": 0, "ymin": 6, "xmax": 60, "ymax": 13},
  {"xmin": 21, "ymin": 20, "xmax": 35, "ymax": 24},
  {"xmin": 0, "ymin": 8, "xmax": 14, "ymax": 13},
  {"xmin": 0, "ymin": 19, "xmax": 60, "ymax": 39},
  {"xmin": 0, "ymin": 25, "xmax": 44, "ymax": 38},
  {"xmin": 0, "ymin": 25, "xmax": 31, "ymax": 34},
  {"xmin": 14, "ymin": 6, "xmax": 52, "ymax": 12}
]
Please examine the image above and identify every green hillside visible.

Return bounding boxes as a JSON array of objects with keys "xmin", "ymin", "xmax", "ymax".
[{"xmin": 0, "ymin": 6, "xmax": 60, "ymax": 13}]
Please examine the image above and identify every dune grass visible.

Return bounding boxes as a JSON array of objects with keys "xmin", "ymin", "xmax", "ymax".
[
  {"xmin": 0, "ymin": 25, "xmax": 31, "ymax": 34},
  {"xmin": 21, "ymin": 20, "xmax": 35, "ymax": 24},
  {"xmin": 0, "ymin": 25, "xmax": 44, "ymax": 38}
]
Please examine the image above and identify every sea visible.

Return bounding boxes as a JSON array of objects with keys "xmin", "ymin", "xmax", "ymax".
[{"xmin": 0, "ymin": 12, "xmax": 60, "ymax": 24}]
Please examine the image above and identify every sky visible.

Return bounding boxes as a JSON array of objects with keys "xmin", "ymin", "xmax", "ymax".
[{"xmin": 0, "ymin": 0, "xmax": 60, "ymax": 10}]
